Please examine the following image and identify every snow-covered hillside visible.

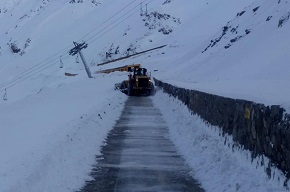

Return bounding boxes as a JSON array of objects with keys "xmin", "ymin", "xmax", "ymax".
[
  {"xmin": 0, "ymin": 0, "xmax": 290, "ymax": 191},
  {"xmin": 1, "ymin": 0, "xmax": 289, "ymax": 107},
  {"xmin": 156, "ymin": 0, "xmax": 290, "ymax": 110}
]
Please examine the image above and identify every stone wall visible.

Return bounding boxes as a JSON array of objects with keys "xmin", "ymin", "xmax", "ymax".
[{"xmin": 154, "ymin": 78, "xmax": 290, "ymax": 181}]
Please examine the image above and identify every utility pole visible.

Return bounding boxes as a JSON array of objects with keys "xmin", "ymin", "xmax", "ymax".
[{"xmin": 69, "ymin": 42, "xmax": 92, "ymax": 78}]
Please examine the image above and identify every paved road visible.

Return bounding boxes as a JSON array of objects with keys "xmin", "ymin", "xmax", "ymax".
[{"xmin": 78, "ymin": 97, "xmax": 204, "ymax": 192}]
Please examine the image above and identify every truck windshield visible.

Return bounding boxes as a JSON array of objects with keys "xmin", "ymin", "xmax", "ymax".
[{"xmin": 135, "ymin": 68, "xmax": 147, "ymax": 76}]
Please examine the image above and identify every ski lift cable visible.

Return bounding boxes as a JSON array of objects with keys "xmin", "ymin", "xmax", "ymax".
[
  {"xmin": 82, "ymin": 0, "xmax": 150, "ymax": 43},
  {"xmin": 78, "ymin": 0, "xmax": 140, "ymax": 41},
  {"xmin": 0, "ymin": 55, "xmax": 70, "ymax": 92},
  {"xmin": 0, "ymin": 54, "xmax": 68, "ymax": 90},
  {"xmin": 0, "ymin": 0, "xmax": 144, "ymax": 91},
  {"xmin": 87, "ymin": 0, "xmax": 154, "ymax": 45},
  {"xmin": 0, "ymin": 45, "xmax": 74, "ymax": 90},
  {"xmin": 0, "ymin": 54, "xmax": 69, "ymax": 91},
  {"xmin": 0, "ymin": 0, "xmax": 151, "ymax": 92}
]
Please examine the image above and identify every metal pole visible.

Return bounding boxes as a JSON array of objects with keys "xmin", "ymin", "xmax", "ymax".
[
  {"xmin": 3, "ymin": 88, "xmax": 7, "ymax": 101},
  {"xmin": 60, "ymin": 56, "xmax": 64, "ymax": 68},
  {"xmin": 140, "ymin": 2, "xmax": 143, "ymax": 16},
  {"xmin": 78, "ymin": 50, "xmax": 92, "ymax": 78}
]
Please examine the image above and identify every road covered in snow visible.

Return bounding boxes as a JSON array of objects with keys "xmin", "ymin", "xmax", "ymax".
[
  {"xmin": 0, "ymin": 72, "xmax": 288, "ymax": 192},
  {"xmin": 78, "ymin": 96, "xmax": 204, "ymax": 192},
  {"xmin": 0, "ymin": 0, "xmax": 290, "ymax": 191}
]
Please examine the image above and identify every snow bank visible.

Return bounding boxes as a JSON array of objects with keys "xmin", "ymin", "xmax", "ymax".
[
  {"xmin": 0, "ymin": 73, "xmax": 127, "ymax": 192},
  {"xmin": 153, "ymin": 89, "xmax": 288, "ymax": 192}
]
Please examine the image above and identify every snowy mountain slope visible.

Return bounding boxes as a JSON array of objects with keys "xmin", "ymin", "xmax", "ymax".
[
  {"xmin": 85, "ymin": 0, "xmax": 290, "ymax": 109},
  {"xmin": 0, "ymin": 0, "xmax": 177, "ymax": 103},
  {"xmin": 1, "ymin": 0, "xmax": 289, "ymax": 107},
  {"xmin": 148, "ymin": 0, "xmax": 290, "ymax": 109},
  {"xmin": 0, "ymin": 0, "xmax": 290, "ymax": 191}
]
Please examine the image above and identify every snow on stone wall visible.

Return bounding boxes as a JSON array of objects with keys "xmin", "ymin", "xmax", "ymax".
[{"xmin": 154, "ymin": 78, "xmax": 290, "ymax": 186}]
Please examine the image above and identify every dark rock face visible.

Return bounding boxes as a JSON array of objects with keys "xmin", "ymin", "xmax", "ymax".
[{"xmin": 154, "ymin": 78, "xmax": 290, "ymax": 179}]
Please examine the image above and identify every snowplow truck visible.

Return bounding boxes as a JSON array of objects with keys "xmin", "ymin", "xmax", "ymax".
[{"xmin": 121, "ymin": 67, "xmax": 153, "ymax": 96}]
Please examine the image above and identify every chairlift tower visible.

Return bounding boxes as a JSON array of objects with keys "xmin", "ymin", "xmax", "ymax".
[{"xmin": 69, "ymin": 42, "xmax": 92, "ymax": 78}]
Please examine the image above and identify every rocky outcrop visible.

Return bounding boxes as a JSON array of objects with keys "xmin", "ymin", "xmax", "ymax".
[{"xmin": 154, "ymin": 78, "xmax": 290, "ymax": 181}]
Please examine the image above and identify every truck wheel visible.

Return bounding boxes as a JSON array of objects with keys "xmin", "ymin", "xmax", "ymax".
[{"xmin": 146, "ymin": 90, "xmax": 150, "ymax": 96}]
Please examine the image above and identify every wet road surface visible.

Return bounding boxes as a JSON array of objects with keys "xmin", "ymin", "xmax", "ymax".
[{"xmin": 78, "ymin": 97, "xmax": 204, "ymax": 192}]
